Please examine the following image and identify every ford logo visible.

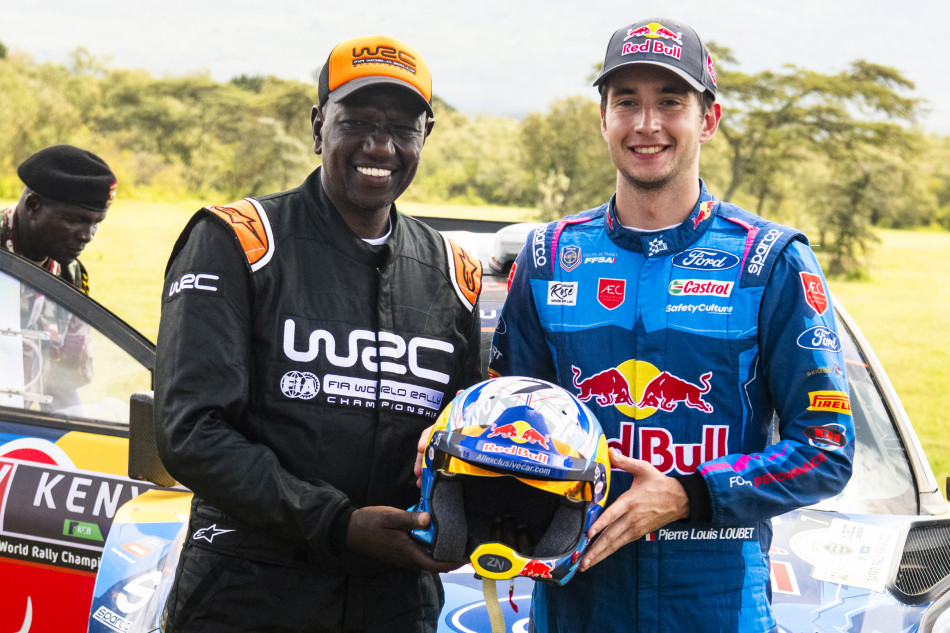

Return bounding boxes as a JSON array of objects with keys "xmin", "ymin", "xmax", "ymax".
[{"xmin": 671, "ymin": 248, "xmax": 740, "ymax": 271}]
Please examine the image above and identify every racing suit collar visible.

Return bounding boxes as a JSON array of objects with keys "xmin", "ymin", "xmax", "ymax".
[
  {"xmin": 605, "ymin": 179, "xmax": 719, "ymax": 257},
  {"xmin": 309, "ymin": 166, "xmax": 398, "ymax": 267}
]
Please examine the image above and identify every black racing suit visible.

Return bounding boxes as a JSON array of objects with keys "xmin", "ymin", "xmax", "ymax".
[{"xmin": 155, "ymin": 167, "xmax": 483, "ymax": 632}]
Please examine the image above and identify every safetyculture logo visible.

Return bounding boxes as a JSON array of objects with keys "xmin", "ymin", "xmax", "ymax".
[{"xmin": 571, "ymin": 362, "xmax": 713, "ymax": 419}]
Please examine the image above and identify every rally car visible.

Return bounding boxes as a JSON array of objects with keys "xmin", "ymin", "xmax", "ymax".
[{"xmin": 0, "ymin": 219, "xmax": 948, "ymax": 633}]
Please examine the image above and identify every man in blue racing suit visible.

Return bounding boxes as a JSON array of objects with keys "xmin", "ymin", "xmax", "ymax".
[{"xmin": 489, "ymin": 17, "xmax": 854, "ymax": 633}]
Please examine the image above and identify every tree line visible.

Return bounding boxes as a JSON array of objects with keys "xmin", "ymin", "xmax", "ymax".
[{"xmin": 1, "ymin": 43, "xmax": 948, "ymax": 276}]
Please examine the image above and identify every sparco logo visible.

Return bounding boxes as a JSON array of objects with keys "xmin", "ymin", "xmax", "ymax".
[
  {"xmin": 671, "ymin": 248, "xmax": 739, "ymax": 271},
  {"xmin": 92, "ymin": 606, "xmax": 132, "ymax": 632},
  {"xmin": 280, "ymin": 371, "xmax": 320, "ymax": 399},
  {"xmin": 746, "ymin": 229, "xmax": 781, "ymax": 275},
  {"xmin": 532, "ymin": 228, "xmax": 547, "ymax": 267},
  {"xmin": 668, "ymin": 279, "xmax": 734, "ymax": 297},
  {"xmin": 282, "ymin": 320, "xmax": 454, "ymax": 384}
]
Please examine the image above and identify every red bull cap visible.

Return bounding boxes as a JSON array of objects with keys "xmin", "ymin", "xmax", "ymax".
[{"xmin": 594, "ymin": 17, "xmax": 717, "ymax": 98}]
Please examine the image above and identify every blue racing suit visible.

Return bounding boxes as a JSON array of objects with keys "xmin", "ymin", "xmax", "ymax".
[{"xmin": 489, "ymin": 182, "xmax": 854, "ymax": 633}]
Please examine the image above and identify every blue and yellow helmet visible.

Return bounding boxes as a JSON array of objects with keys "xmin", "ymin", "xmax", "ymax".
[{"xmin": 413, "ymin": 376, "xmax": 610, "ymax": 586}]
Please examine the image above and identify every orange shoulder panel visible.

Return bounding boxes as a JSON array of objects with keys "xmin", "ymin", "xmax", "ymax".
[
  {"xmin": 206, "ymin": 200, "xmax": 270, "ymax": 267},
  {"xmin": 448, "ymin": 239, "xmax": 482, "ymax": 310}
]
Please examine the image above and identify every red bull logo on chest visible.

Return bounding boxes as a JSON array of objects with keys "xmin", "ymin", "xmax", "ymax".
[
  {"xmin": 608, "ymin": 422, "xmax": 729, "ymax": 474},
  {"xmin": 571, "ymin": 361, "xmax": 714, "ymax": 419}
]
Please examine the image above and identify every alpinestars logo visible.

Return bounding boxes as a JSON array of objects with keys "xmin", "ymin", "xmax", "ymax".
[{"xmin": 193, "ymin": 524, "xmax": 235, "ymax": 543}]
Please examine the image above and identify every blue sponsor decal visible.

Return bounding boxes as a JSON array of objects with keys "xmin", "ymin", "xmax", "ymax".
[
  {"xmin": 797, "ymin": 326, "xmax": 841, "ymax": 352},
  {"xmin": 671, "ymin": 248, "xmax": 740, "ymax": 271}
]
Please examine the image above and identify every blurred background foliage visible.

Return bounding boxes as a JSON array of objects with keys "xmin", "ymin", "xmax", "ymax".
[{"xmin": 1, "ymin": 43, "xmax": 949, "ymax": 276}]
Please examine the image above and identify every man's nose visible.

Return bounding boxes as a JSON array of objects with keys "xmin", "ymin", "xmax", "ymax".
[
  {"xmin": 634, "ymin": 105, "xmax": 660, "ymax": 132},
  {"xmin": 364, "ymin": 127, "xmax": 396, "ymax": 156},
  {"xmin": 77, "ymin": 223, "xmax": 97, "ymax": 242}
]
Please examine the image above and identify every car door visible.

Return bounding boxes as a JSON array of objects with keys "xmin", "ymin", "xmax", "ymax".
[{"xmin": 0, "ymin": 249, "xmax": 157, "ymax": 633}]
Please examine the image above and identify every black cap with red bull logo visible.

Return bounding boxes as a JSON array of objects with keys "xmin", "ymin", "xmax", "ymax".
[{"xmin": 594, "ymin": 17, "xmax": 717, "ymax": 99}]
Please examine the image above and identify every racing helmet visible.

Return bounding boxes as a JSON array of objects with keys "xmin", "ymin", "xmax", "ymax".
[{"xmin": 412, "ymin": 376, "xmax": 610, "ymax": 586}]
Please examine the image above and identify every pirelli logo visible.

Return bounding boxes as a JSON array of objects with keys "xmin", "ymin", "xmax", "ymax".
[{"xmin": 807, "ymin": 390, "xmax": 851, "ymax": 414}]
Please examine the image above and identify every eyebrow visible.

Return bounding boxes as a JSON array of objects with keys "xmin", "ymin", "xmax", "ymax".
[{"xmin": 611, "ymin": 84, "xmax": 692, "ymax": 97}]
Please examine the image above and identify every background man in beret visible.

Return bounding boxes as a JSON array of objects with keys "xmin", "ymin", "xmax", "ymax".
[
  {"xmin": 1, "ymin": 144, "xmax": 116, "ymax": 294},
  {"xmin": 156, "ymin": 35, "xmax": 481, "ymax": 632},
  {"xmin": 2, "ymin": 144, "xmax": 116, "ymax": 410}
]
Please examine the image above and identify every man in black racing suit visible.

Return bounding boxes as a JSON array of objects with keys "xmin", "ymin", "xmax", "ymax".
[{"xmin": 155, "ymin": 35, "xmax": 482, "ymax": 633}]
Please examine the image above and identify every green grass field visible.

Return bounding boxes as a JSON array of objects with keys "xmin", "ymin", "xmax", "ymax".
[{"xmin": 16, "ymin": 197, "xmax": 949, "ymax": 498}]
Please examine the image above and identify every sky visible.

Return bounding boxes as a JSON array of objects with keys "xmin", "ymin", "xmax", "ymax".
[{"xmin": 4, "ymin": 0, "xmax": 948, "ymax": 133}]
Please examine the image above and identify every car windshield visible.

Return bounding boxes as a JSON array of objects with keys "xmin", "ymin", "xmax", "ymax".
[
  {"xmin": 0, "ymin": 269, "xmax": 151, "ymax": 426},
  {"xmin": 809, "ymin": 313, "xmax": 918, "ymax": 515}
]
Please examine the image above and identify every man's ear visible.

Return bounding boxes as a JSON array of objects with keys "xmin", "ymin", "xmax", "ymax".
[
  {"xmin": 700, "ymin": 102, "xmax": 722, "ymax": 144},
  {"xmin": 311, "ymin": 104, "xmax": 324, "ymax": 155},
  {"xmin": 22, "ymin": 191, "xmax": 42, "ymax": 220},
  {"xmin": 423, "ymin": 117, "xmax": 435, "ymax": 143}
]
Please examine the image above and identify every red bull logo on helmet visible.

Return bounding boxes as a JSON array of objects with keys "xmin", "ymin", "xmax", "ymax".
[
  {"xmin": 572, "ymin": 361, "xmax": 714, "ymax": 419},
  {"xmin": 520, "ymin": 559, "xmax": 555, "ymax": 579},
  {"xmin": 486, "ymin": 420, "xmax": 551, "ymax": 449}
]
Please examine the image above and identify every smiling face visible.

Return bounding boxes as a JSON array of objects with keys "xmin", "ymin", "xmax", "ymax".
[
  {"xmin": 18, "ymin": 192, "xmax": 105, "ymax": 265},
  {"xmin": 312, "ymin": 86, "xmax": 433, "ymax": 236},
  {"xmin": 600, "ymin": 65, "xmax": 720, "ymax": 198}
]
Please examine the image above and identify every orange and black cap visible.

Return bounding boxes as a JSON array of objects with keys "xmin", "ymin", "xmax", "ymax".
[{"xmin": 317, "ymin": 35, "xmax": 433, "ymax": 116}]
